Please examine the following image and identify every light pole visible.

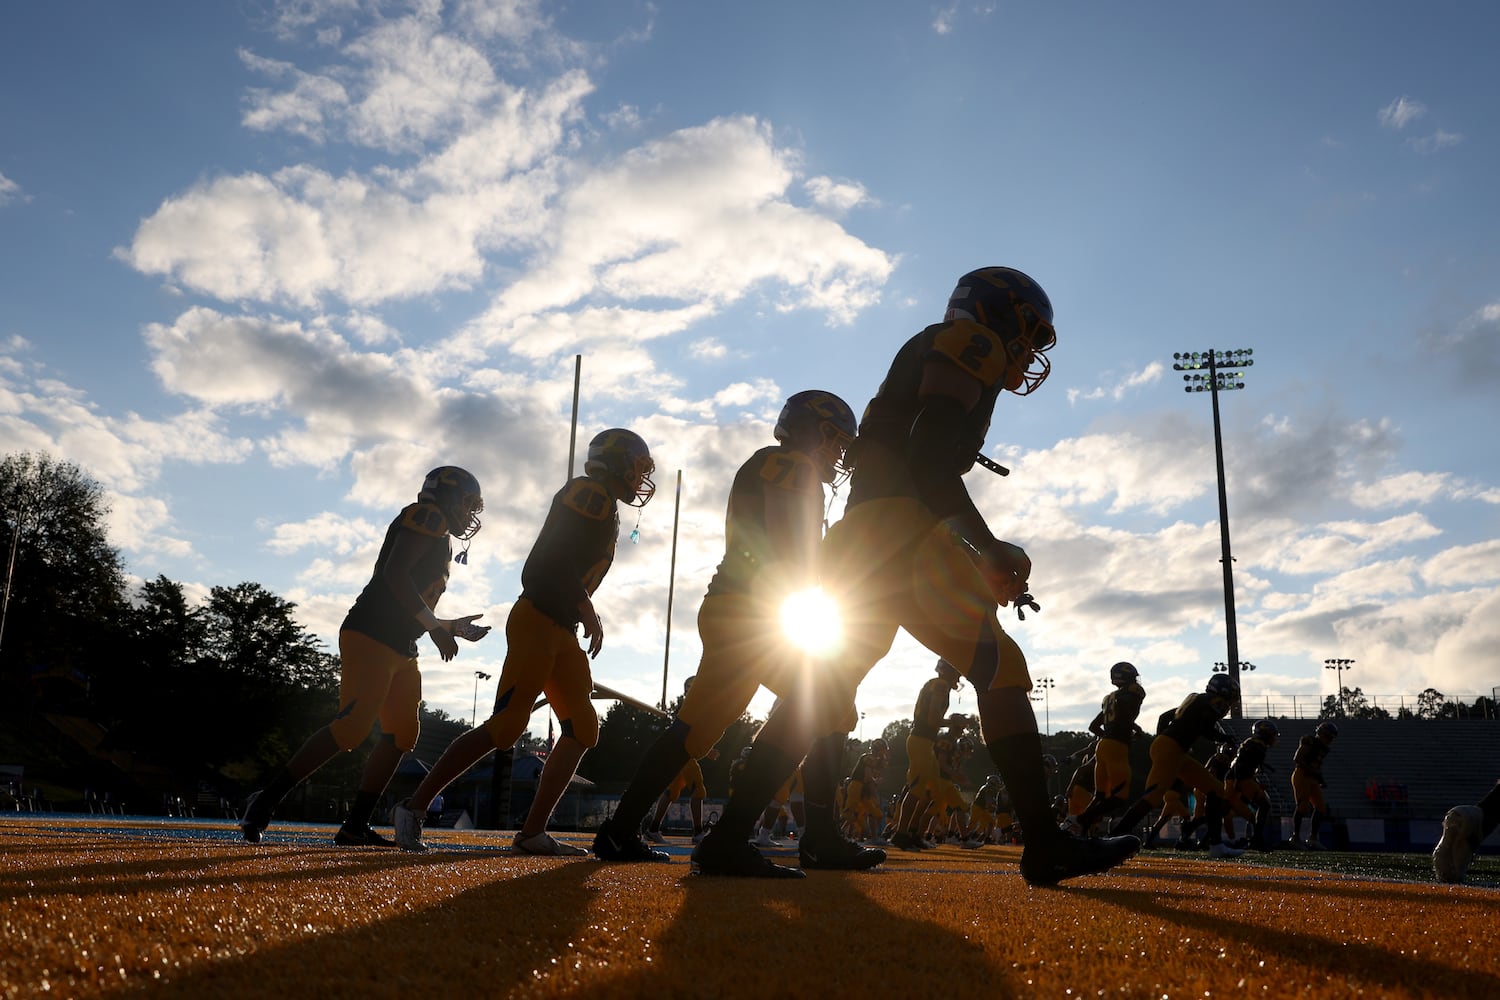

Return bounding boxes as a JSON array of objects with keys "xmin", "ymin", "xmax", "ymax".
[
  {"xmin": 472, "ymin": 670, "xmax": 492, "ymax": 726},
  {"xmin": 1323, "ymin": 659, "xmax": 1354, "ymax": 716},
  {"xmin": 1173, "ymin": 347, "xmax": 1255, "ymax": 718},
  {"xmin": 1031, "ymin": 677, "xmax": 1056, "ymax": 735}
]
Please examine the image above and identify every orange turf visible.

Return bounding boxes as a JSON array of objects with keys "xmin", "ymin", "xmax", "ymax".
[{"xmin": 2, "ymin": 817, "xmax": 1497, "ymax": 998}]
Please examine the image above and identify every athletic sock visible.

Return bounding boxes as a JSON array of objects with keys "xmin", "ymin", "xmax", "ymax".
[
  {"xmin": 343, "ymin": 790, "xmax": 380, "ymax": 830},
  {"xmin": 799, "ymin": 734, "xmax": 845, "ymax": 842},
  {"xmin": 610, "ymin": 732, "xmax": 691, "ymax": 834},
  {"xmin": 986, "ymin": 732, "xmax": 1060, "ymax": 845},
  {"xmin": 256, "ymin": 769, "xmax": 299, "ymax": 818}
]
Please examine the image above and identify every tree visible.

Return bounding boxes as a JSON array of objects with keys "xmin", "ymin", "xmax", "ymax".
[
  {"xmin": 193, "ymin": 582, "xmax": 340, "ymax": 774},
  {"xmin": 0, "ymin": 452, "xmax": 128, "ymax": 707},
  {"xmin": 1416, "ymin": 687, "xmax": 1448, "ymax": 720}
]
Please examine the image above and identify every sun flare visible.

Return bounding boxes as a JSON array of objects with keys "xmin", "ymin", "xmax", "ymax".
[{"xmin": 779, "ymin": 586, "xmax": 843, "ymax": 658}]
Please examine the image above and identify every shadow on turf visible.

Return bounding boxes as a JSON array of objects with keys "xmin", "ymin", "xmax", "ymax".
[
  {"xmin": 94, "ymin": 857, "xmax": 1027, "ymax": 998},
  {"xmin": 1087, "ymin": 874, "xmax": 1500, "ymax": 996}
]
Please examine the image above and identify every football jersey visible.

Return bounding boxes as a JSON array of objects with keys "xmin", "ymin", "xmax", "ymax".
[
  {"xmin": 1293, "ymin": 735, "xmax": 1331, "ymax": 779},
  {"xmin": 847, "ymin": 319, "xmax": 1009, "ymax": 509},
  {"xmin": 519, "ymin": 477, "xmax": 619, "ymax": 628},
  {"xmin": 706, "ymin": 445, "xmax": 824, "ymax": 598},
  {"xmin": 1162, "ymin": 692, "xmax": 1232, "ymax": 749},
  {"xmin": 911, "ymin": 676, "xmax": 953, "ymax": 740},
  {"xmin": 342, "ymin": 502, "xmax": 452, "ymax": 656},
  {"xmin": 1097, "ymin": 682, "xmax": 1146, "ymax": 741}
]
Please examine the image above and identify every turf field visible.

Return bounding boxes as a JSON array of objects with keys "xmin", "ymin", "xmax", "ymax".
[{"xmin": 2, "ymin": 815, "xmax": 1496, "ymax": 998}]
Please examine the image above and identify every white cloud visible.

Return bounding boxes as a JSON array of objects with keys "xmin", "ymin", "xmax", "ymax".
[
  {"xmin": 1066, "ymin": 361, "xmax": 1164, "ymax": 404},
  {"xmin": 0, "ymin": 172, "xmax": 23, "ymax": 207},
  {"xmin": 804, "ymin": 176, "xmax": 869, "ymax": 214},
  {"xmin": 1421, "ymin": 539, "xmax": 1500, "ymax": 587},
  {"xmin": 1378, "ymin": 95, "xmax": 1426, "ymax": 129},
  {"xmin": 1407, "ymin": 129, "xmax": 1463, "ymax": 154}
]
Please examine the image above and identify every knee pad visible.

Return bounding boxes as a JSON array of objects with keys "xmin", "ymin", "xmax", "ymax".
[
  {"xmin": 561, "ymin": 707, "xmax": 599, "ymax": 749},
  {"xmin": 328, "ymin": 698, "xmax": 379, "ymax": 752}
]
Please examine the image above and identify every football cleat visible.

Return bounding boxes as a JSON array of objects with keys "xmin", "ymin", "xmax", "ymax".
[
  {"xmin": 799, "ymin": 833, "xmax": 886, "ymax": 871},
  {"xmin": 592, "ymin": 821, "xmax": 670, "ymax": 863},
  {"xmin": 1208, "ymin": 842, "xmax": 1244, "ymax": 859},
  {"xmin": 513, "ymin": 831, "xmax": 589, "ymax": 856},
  {"xmin": 392, "ymin": 799, "xmax": 429, "ymax": 853},
  {"xmin": 239, "ymin": 790, "xmax": 269, "ymax": 844},
  {"xmin": 644, "ymin": 829, "xmax": 667, "ymax": 844},
  {"xmin": 333, "ymin": 824, "xmax": 398, "ymax": 848},
  {"xmin": 1020, "ymin": 832, "xmax": 1140, "ymax": 887},
  {"xmin": 692, "ymin": 834, "xmax": 805, "ymax": 879}
]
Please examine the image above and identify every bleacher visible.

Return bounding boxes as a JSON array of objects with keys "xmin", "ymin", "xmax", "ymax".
[{"xmin": 1219, "ymin": 716, "xmax": 1500, "ymax": 849}]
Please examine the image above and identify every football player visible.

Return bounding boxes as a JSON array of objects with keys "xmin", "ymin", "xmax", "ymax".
[
  {"xmin": 1109, "ymin": 674, "xmax": 1243, "ymax": 858},
  {"xmin": 799, "ymin": 267, "xmax": 1139, "ymax": 885},
  {"xmin": 890, "ymin": 660, "xmax": 962, "ymax": 850},
  {"xmin": 240, "ymin": 467, "xmax": 489, "ymax": 846},
  {"xmin": 591, "ymin": 391, "xmax": 861, "ymax": 877},
  {"xmin": 1142, "ymin": 778, "xmax": 1193, "ymax": 848},
  {"xmin": 1289, "ymin": 721, "xmax": 1338, "ymax": 849},
  {"xmin": 1434, "ymin": 778, "xmax": 1500, "ymax": 883},
  {"xmin": 841, "ymin": 741, "xmax": 889, "ymax": 843},
  {"xmin": 1225, "ymin": 719, "xmax": 1278, "ymax": 849},
  {"xmin": 1073, "ymin": 661, "xmax": 1146, "ymax": 833},
  {"xmin": 393, "ymin": 429, "xmax": 655, "ymax": 854}
]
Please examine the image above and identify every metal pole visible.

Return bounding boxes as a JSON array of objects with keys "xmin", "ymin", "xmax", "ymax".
[
  {"xmin": 660, "ymin": 470, "xmax": 682, "ymax": 711},
  {"xmin": 1207, "ymin": 351, "xmax": 1243, "ymax": 718},
  {"xmin": 566, "ymin": 354, "xmax": 582, "ymax": 480}
]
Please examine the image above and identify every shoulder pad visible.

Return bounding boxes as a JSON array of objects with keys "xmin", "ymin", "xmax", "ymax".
[
  {"xmin": 561, "ymin": 477, "xmax": 615, "ymax": 520},
  {"xmin": 928, "ymin": 319, "xmax": 1010, "ymax": 387},
  {"xmin": 400, "ymin": 502, "xmax": 450, "ymax": 538},
  {"xmin": 756, "ymin": 449, "xmax": 821, "ymax": 493}
]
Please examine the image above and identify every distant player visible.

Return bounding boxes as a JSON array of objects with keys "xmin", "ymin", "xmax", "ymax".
[
  {"xmin": 393, "ymin": 430, "xmax": 655, "ymax": 855},
  {"xmin": 891, "ymin": 660, "xmax": 961, "ymax": 850},
  {"xmin": 239, "ymin": 467, "xmax": 489, "ymax": 847},
  {"xmin": 1073, "ymin": 661, "xmax": 1145, "ymax": 833},
  {"xmin": 1289, "ymin": 721, "xmax": 1338, "ymax": 850},
  {"xmin": 1109, "ymin": 674, "xmax": 1242, "ymax": 858},
  {"xmin": 1225, "ymin": 720, "xmax": 1278, "ymax": 850},
  {"xmin": 646, "ymin": 748, "xmax": 717, "ymax": 844}
]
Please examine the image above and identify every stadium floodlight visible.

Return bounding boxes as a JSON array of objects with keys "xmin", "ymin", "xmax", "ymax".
[
  {"xmin": 1173, "ymin": 347, "xmax": 1257, "ymax": 717},
  {"xmin": 1030, "ymin": 677, "xmax": 1056, "ymax": 735},
  {"xmin": 1324, "ymin": 658, "xmax": 1355, "ymax": 716},
  {"xmin": 472, "ymin": 670, "xmax": 492, "ymax": 726}
]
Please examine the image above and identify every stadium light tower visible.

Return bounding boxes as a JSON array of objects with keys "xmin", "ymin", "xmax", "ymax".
[
  {"xmin": 1324, "ymin": 658, "xmax": 1354, "ymax": 716},
  {"xmin": 1173, "ymin": 347, "xmax": 1255, "ymax": 718},
  {"xmin": 472, "ymin": 670, "xmax": 492, "ymax": 726},
  {"xmin": 1031, "ymin": 677, "xmax": 1056, "ymax": 735}
]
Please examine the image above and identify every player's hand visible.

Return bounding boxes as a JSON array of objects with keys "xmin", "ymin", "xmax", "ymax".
[
  {"xmin": 978, "ymin": 540, "xmax": 1030, "ymax": 606},
  {"xmin": 579, "ymin": 600, "xmax": 604, "ymax": 659},
  {"xmin": 450, "ymin": 614, "xmax": 490, "ymax": 642},
  {"xmin": 428, "ymin": 624, "xmax": 460, "ymax": 662}
]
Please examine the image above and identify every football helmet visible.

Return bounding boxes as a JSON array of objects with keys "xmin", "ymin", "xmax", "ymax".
[
  {"xmin": 1315, "ymin": 721, "xmax": 1339, "ymax": 742},
  {"xmin": 935, "ymin": 658, "xmax": 961, "ymax": 684},
  {"xmin": 773, "ymin": 389, "xmax": 859, "ymax": 487},
  {"xmin": 418, "ymin": 466, "xmax": 484, "ymax": 540},
  {"xmin": 870, "ymin": 737, "xmax": 890, "ymax": 760},
  {"xmin": 584, "ymin": 428, "xmax": 656, "ymax": 507},
  {"xmin": 1252, "ymin": 719, "xmax": 1279, "ymax": 744},
  {"xmin": 1109, "ymin": 661, "xmax": 1139, "ymax": 686},
  {"xmin": 944, "ymin": 266, "xmax": 1057, "ymax": 396},
  {"xmin": 956, "ymin": 736, "xmax": 975, "ymax": 756},
  {"xmin": 1206, "ymin": 674, "xmax": 1240, "ymax": 702}
]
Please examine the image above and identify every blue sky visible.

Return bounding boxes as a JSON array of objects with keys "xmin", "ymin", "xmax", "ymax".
[{"xmin": 3, "ymin": 0, "xmax": 1498, "ymax": 742}]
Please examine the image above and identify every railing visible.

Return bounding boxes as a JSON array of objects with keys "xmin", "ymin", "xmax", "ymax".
[{"xmin": 1235, "ymin": 693, "xmax": 1497, "ymax": 720}]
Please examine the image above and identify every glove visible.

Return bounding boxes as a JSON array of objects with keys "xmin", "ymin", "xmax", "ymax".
[{"xmin": 977, "ymin": 540, "xmax": 1030, "ymax": 606}]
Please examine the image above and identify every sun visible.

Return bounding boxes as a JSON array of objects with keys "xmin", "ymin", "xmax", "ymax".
[{"xmin": 779, "ymin": 586, "xmax": 843, "ymax": 658}]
